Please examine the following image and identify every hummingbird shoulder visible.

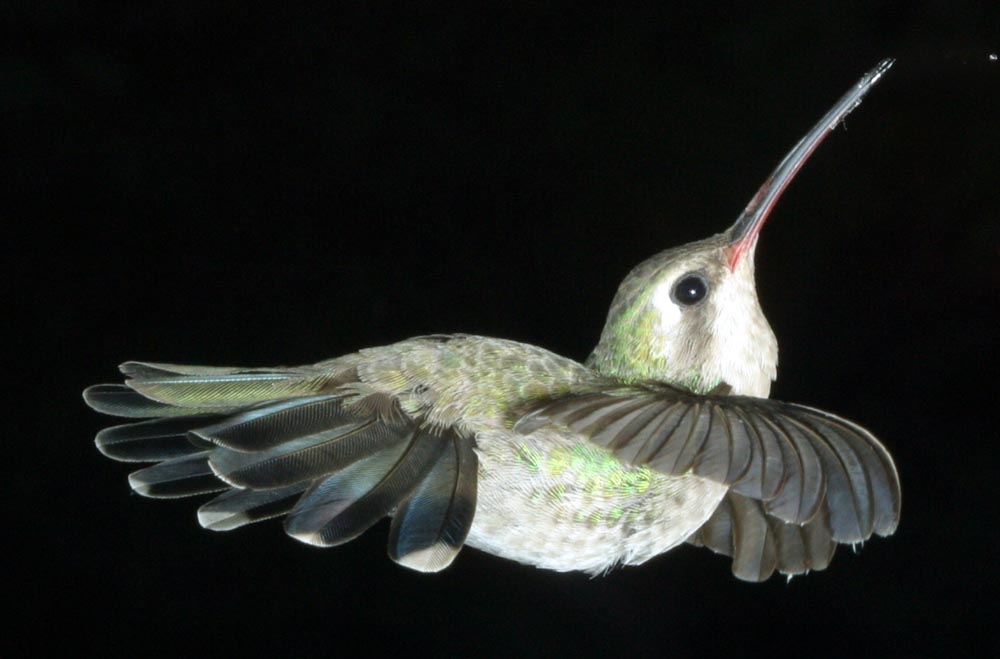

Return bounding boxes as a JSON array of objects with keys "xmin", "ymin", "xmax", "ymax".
[{"xmin": 84, "ymin": 60, "xmax": 901, "ymax": 581}]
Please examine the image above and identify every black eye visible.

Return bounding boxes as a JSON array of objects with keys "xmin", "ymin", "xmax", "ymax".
[{"xmin": 671, "ymin": 273, "xmax": 709, "ymax": 306}]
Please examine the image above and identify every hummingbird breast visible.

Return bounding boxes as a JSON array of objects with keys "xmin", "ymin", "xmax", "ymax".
[{"xmin": 466, "ymin": 425, "xmax": 727, "ymax": 573}]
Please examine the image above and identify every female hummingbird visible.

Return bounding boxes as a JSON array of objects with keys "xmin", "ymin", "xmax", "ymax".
[{"xmin": 85, "ymin": 60, "xmax": 900, "ymax": 581}]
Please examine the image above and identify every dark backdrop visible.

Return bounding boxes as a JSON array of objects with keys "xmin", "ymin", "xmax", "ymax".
[{"xmin": 9, "ymin": 4, "xmax": 998, "ymax": 657}]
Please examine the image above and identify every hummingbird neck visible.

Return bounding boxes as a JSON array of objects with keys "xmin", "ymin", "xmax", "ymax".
[{"xmin": 586, "ymin": 300, "xmax": 719, "ymax": 393}]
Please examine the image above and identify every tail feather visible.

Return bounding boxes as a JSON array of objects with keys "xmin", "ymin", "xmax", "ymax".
[
  {"xmin": 127, "ymin": 452, "xmax": 228, "ymax": 498},
  {"xmin": 87, "ymin": 365, "xmax": 479, "ymax": 570},
  {"xmin": 388, "ymin": 431, "xmax": 478, "ymax": 572},
  {"xmin": 84, "ymin": 384, "xmax": 229, "ymax": 418},
  {"xmin": 284, "ymin": 426, "xmax": 449, "ymax": 547},
  {"xmin": 110, "ymin": 360, "xmax": 353, "ymax": 411},
  {"xmin": 198, "ymin": 485, "xmax": 306, "ymax": 531},
  {"xmin": 120, "ymin": 362, "xmax": 260, "ymax": 379},
  {"xmin": 126, "ymin": 372, "xmax": 320, "ymax": 410},
  {"xmin": 208, "ymin": 419, "xmax": 405, "ymax": 490},
  {"xmin": 96, "ymin": 415, "xmax": 223, "ymax": 462},
  {"xmin": 191, "ymin": 395, "xmax": 357, "ymax": 451}
]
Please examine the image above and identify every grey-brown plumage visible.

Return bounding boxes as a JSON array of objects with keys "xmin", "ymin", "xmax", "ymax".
[{"xmin": 84, "ymin": 60, "xmax": 900, "ymax": 581}]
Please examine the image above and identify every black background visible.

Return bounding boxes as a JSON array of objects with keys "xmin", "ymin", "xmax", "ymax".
[{"xmin": 9, "ymin": 4, "xmax": 999, "ymax": 657}]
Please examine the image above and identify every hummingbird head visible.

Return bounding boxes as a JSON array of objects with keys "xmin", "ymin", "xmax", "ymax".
[
  {"xmin": 586, "ymin": 229, "xmax": 777, "ymax": 397},
  {"xmin": 586, "ymin": 58, "xmax": 894, "ymax": 397}
]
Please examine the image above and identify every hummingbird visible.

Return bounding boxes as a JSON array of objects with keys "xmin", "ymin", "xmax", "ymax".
[{"xmin": 85, "ymin": 60, "xmax": 900, "ymax": 582}]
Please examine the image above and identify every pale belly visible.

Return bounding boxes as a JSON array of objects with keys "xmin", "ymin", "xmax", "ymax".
[{"xmin": 464, "ymin": 427, "xmax": 729, "ymax": 574}]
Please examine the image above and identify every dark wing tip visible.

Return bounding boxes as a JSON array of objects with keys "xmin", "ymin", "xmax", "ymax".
[{"xmin": 779, "ymin": 403, "xmax": 902, "ymax": 540}]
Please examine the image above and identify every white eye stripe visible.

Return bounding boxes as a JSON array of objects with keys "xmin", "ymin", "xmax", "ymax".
[{"xmin": 651, "ymin": 280, "xmax": 683, "ymax": 330}]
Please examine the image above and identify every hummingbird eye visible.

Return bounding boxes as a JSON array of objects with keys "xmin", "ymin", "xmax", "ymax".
[{"xmin": 671, "ymin": 273, "xmax": 709, "ymax": 306}]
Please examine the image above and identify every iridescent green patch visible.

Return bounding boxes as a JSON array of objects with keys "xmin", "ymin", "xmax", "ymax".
[
  {"xmin": 516, "ymin": 443, "xmax": 654, "ymax": 497},
  {"xmin": 515, "ymin": 443, "xmax": 542, "ymax": 472}
]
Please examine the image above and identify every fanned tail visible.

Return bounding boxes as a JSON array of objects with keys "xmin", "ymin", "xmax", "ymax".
[{"xmin": 85, "ymin": 362, "xmax": 477, "ymax": 572}]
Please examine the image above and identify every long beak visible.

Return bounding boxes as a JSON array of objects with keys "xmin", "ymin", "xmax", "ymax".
[{"xmin": 727, "ymin": 59, "xmax": 894, "ymax": 269}]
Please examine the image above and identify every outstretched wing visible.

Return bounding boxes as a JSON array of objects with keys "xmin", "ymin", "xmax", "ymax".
[
  {"xmin": 85, "ymin": 362, "xmax": 478, "ymax": 572},
  {"xmin": 514, "ymin": 385, "xmax": 900, "ymax": 580}
]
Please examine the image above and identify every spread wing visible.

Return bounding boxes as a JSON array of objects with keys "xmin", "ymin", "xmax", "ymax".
[
  {"xmin": 514, "ymin": 385, "xmax": 900, "ymax": 580},
  {"xmin": 85, "ymin": 362, "xmax": 478, "ymax": 572}
]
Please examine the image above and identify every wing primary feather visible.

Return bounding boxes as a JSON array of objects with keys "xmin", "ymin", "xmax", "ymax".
[
  {"xmin": 664, "ymin": 401, "xmax": 714, "ymax": 474},
  {"xmin": 716, "ymin": 405, "xmax": 753, "ymax": 483},
  {"xmin": 565, "ymin": 396, "xmax": 653, "ymax": 434},
  {"xmin": 513, "ymin": 394, "xmax": 602, "ymax": 434},
  {"xmin": 730, "ymin": 406, "xmax": 786, "ymax": 501},
  {"xmin": 641, "ymin": 405, "xmax": 698, "ymax": 474},
  {"xmin": 612, "ymin": 402, "xmax": 680, "ymax": 465},
  {"xmin": 600, "ymin": 399, "xmax": 668, "ymax": 451},
  {"xmin": 782, "ymin": 413, "xmax": 870, "ymax": 542},
  {"xmin": 794, "ymin": 410, "xmax": 900, "ymax": 536},
  {"xmin": 691, "ymin": 404, "xmax": 734, "ymax": 483},
  {"xmin": 586, "ymin": 397, "xmax": 662, "ymax": 449},
  {"xmin": 756, "ymin": 411, "xmax": 823, "ymax": 525},
  {"xmin": 541, "ymin": 394, "xmax": 610, "ymax": 427}
]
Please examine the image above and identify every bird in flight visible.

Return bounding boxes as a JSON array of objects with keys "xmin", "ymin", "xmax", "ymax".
[{"xmin": 85, "ymin": 60, "xmax": 900, "ymax": 581}]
